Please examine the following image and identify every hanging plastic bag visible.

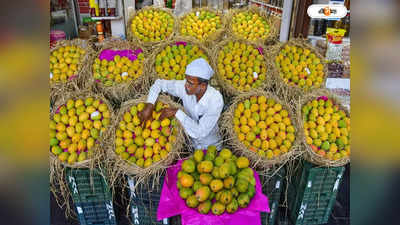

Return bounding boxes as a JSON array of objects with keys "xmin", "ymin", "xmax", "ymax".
[
  {"xmin": 174, "ymin": 0, "xmax": 192, "ymax": 16},
  {"xmin": 325, "ymin": 28, "xmax": 346, "ymax": 62},
  {"xmin": 153, "ymin": 0, "xmax": 165, "ymax": 7}
]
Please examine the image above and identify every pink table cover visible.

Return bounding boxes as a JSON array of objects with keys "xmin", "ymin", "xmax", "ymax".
[{"xmin": 157, "ymin": 160, "xmax": 270, "ymax": 225}]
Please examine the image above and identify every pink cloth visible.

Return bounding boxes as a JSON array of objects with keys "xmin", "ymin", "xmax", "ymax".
[
  {"xmin": 157, "ymin": 160, "xmax": 270, "ymax": 225},
  {"xmin": 50, "ymin": 30, "xmax": 66, "ymax": 42},
  {"xmin": 99, "ymin": 49, "xmax": 143, "ymax": 61},
  {"xmin": 257, "ymin": 47, "xmax": 264, "ymax": 55},
  {"xmin": 175, "ymin": 41, "xmax": 187, "ymax": 46},
  {"xmin": 317, "ymin": 96, "xmax": 329, "ymax": 101}
]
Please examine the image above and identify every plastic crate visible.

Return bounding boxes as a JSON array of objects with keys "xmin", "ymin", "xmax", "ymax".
[
  {"xmin": 128, "ymin": 175, "xmax": 169, "ymax": 225},
  {"xmin": 74, "ymin": 200, "xmax": 116, "ymax": 225},
  {"xmin": 287, "ymin": 161, "xmax": 345, "ymax": 225},
  {"xmin": 66, "ymin": 168, "xmax": 112, "ymax": 203},
  {"xmin": 261, "ymin": 167, "xmax": 286, "ymax": 225}
]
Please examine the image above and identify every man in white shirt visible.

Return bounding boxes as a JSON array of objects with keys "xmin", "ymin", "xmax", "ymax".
[{"xmin": 138, "ymin": 58, "xmax": 224, "ymax": 150}]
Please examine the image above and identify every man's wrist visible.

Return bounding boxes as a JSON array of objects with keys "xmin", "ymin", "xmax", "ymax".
[{"xmin": 145, "ymin": 103, "xmax": 154, "ymax": 109}]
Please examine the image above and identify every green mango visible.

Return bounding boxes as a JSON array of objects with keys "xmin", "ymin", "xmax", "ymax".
[
  {"xmin": 59, "ymin": 106, "xmax": 67, "ymax": 115},
  {"xmin": 85, "ymin": 97, "xmax": 94, "ymax": 106},
  {"xmin": 338, "ymin": 120, "xmax": 347, "ymax": 128},
  {"xmin": 321, "ymin": 141, "xmax": 330, "ymax": 151},
  {"xmin": 51, "ymin": 146, "xmax": 62, "ymax": 155},
  {"xmin": 90, "ymin": 111, "xmax": 101, "ymax": 120},
  {"xmin": 50, "ymin": 138, "xmax": 59, "ymax": 146},
  {"xmin": 247, "ymin": 185, "xmax": 256, "ymax": 198},
  {"xmin": 130, "ymin": 106, "xmax": 138, "ymax": 116},
  {"xmin": 78, "ymin": 152, "xmax": 87, "ymax": 162},
  {"xmin": 244, "ymin": 100, "xmax": 251, "ymax": 109},
  {"xmin": 90, "ymin": 128, "xmax": 99, "ymax": 139},
  {"xmin": 237, "ymin": 193, "xmax": 250, "ymax": 208}
]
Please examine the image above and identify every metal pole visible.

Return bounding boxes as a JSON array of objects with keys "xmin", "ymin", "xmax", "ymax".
[
  {"xmin": 280, "ymin": 0, "xmax": 294, "ymax": 42},
  {"xmin": 71, "ymin": 0, "xmax": 79, "ymax": 38}
]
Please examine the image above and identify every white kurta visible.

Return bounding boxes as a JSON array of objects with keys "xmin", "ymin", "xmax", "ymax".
[{"xmin": 147, "ymin": 79, "xmax": 224, "ymax": 150}]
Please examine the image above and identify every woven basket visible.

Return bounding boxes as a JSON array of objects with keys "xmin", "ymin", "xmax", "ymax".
[
  {"xmin": 50, "ymin": 39, "xmax": 94, "ymax": 105},
  {"xmin": 269, "ymin": 38, "xmax": 329, "ymax": 101},
  {"xmin": 148, "ymin": 36, "xmax": 214, "ymax": 82},
  {"xmin": 49, "ymin": 90, "xmax": 115, "ymax": 168},
  {"xmin": 85, "ymin": 38, "xmax": 151, "ymax": 105},
  {"xmin": 220, "ymin": 89, "xmax": 302, "ymax": 170},
  {"xmin": 127, "ymin": 6, "xmax": 178, "ymax": 50},
  {"xmin": 105, "ymin": 95, "xmax": 186, "ymax": 189},
  {"xmin": 211, "ymin": 37, "xmax": 277, "ymax": 97},
  {"xmin": 298, "ymin": 89, "xmax": 350, "ymax": 167},
  {"xmin": 226, "ymin": 5, "xmax": 279, "ymax": 46},
  {"xmin": 177, "ymin": 7, "xmax": 227, "ymax": 47},
  {"xmin": 50, "ymin": 90, "xmax": 115, "ymax": 219}
]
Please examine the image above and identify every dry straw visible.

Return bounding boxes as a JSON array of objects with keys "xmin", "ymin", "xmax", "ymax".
[
  {"xmin": 177, "ymin": 7, "xmax": 227, "ymax": 48},
  {"xmin": 268, "ymin": 38, "xmax": 329, "ymax": 101},
  {"xmin": 226, "ymin": 5, "xmax": 279, "ymax": 46},
  {"xmin": 210, "ymin": 37, "xmax": 277, "ymax": 98},
  {"xmin": 50, "ymin": 39, "xmax": 94, "ymax": 105},
  {"xmin": 220, "ymin": 89, "xmax": 302, "ymax": 173},
  {"xmin": 297, "ymin": 88, "xmax": 350, "ymax": 167},
  {"xmin": 85, "ymin": 38, "xmax": 152, "ymax": 105},
  {"xmin": 49, "ymin": 90, "xmax": 115, "ymax": 218},
  {"xmin": 105, "ymin": 94, "xmax": 186, "ymax": 193},
  {"xmin": 148, "ymin": 35, "xmax": 214, "ymax": 82},
  {"xmin": 127, "ymin": 6, "xmax": 178, "ymax": 50}
]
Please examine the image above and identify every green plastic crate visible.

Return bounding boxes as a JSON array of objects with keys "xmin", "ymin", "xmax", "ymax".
[
  {"xmin": 261, "ymin": 167, "xmax": 286, "ymax": 225},
  {"xmin": 66, "ymin": 168, "xmax": 112, "ymax": 203},
  {"xmin": 128, "ymin": 175, "xmax": 169, "ymax": 225},
  {"xmin": 288, "ymin": 161, "xmax": 345, "ymax": 225},
  {"xmin": 74, "ymin": 200, "xmax": 116, "ymax": 225},
  {"xmin": 66, "ymin": 168, "xmax": 116, "ymax": 225}
]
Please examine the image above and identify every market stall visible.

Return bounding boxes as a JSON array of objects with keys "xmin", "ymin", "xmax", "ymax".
[{"xmin": 50, "ymin": 1, "xmax": 350, "ymax": 225}]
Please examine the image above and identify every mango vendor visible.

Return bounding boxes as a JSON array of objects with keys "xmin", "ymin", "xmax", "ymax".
[{"xmin": 138, "ymin": 58, "xmax": 224, "ymax": 150}]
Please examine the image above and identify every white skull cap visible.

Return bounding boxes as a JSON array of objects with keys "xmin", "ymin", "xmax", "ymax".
[{"xmin": 185, "ymin": 58, "xmax": 214, "ymax": 80}]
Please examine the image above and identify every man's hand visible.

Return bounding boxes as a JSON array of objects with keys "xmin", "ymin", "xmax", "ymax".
[
  {"xmin": 138, "ymin": 103, "xmax": 154, "ymax": 127},
  {"xmin": 159, "ymin": 107, "xmax": 178, "ymax": 121}
]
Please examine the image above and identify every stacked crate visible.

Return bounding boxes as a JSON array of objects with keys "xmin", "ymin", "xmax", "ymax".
[
  {"xmin": 261, "ymin": 167, "xmax": 286, "ymax": 225},
  {"xmin": 66, "ymin": 168, "xmax": 116, "ymax": 225},
  {"xmin": 287, "ymin": 161, "xmax": 345, "ymax": 225},
  {"xmin": 128, "ymin": 175, "xmax": 169, "ymax": 225}
]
